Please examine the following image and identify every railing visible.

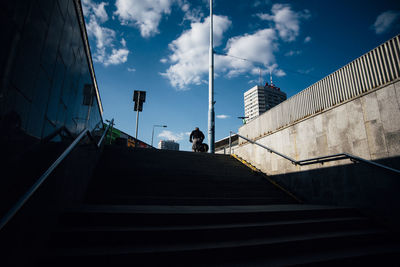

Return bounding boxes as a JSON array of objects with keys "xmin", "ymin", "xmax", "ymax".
[
  {"xmin": 245, "ymin": 35, "xmax": 400, "ymax": 133},
  {"xmin": 0, "ymin": 119, "xmax": 114, "ymax": 231},
  {"xmin": 229, "ymin": 131, "xmax": 400, "ymax": 175}
]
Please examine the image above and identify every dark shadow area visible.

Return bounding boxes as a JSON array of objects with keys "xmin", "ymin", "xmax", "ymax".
[
  {"xmin": 0, "ymin": 140, "xmax": 103, "ymax": 266},
  {"xmin": 269, "ymin": 156, "xmax": 400, "ymax": 231}
]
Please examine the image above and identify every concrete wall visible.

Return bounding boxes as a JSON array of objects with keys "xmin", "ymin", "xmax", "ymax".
[
  {"xmin": 235, "ymin": 80, "xmax": 400, "ymax": 228},
  {"xmin": 236, "ymin": 79, "xmax": 400, "ymax": 176}
]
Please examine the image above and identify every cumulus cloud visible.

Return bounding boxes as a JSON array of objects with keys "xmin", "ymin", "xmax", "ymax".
[
  {"xmin": 181, "ymin": 5, "xmax": 204, "ymax": 23},
  {"xmin": 161, "ymin": 14, "xmax": 287, "ymax": 89},
  {"xmin": 158, "ymin": 130, "xmax": 190, "ymax": 141},
  {"xmin": 372, "ymin": 10, "xmax": 400, "ymax": 34},
  {"xmin": 82, "ymin": 0, "xmax": 109, "ymax": 23},
  {"xmin": 83, "ymin": 0, "xmax": 129, "ymax": 66},
  {"xmin": 256, "ymin": 4, "xmax": 310, "ymax": 42},
  {"xmin": 161, "ymin": 15, "xmax": 232, "ymax": 90},
  {"xmin": 114, "ymin": 0, "xmax": 175, "ymax": 38},
  {"xmin": 221, "ymin": 28, "xmax": 278, "ymax": 78},
  {"xmin": 216, "ymin": 114, "xmax": 230, "ymax": 119},
  {"xmin": 161, "ymin": 4, "xmax": 305, "ymax": 89},
  {"xmin": 104, "ymin": 48, "xmax": 129, "ymax": 65}
]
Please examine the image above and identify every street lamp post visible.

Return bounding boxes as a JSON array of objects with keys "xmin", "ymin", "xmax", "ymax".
[
  {"xmin": 152, "ymin": 125, "xmax": 167, "ymax": 147},
  {"xmin": 208, "ymin": 0, "xmax": 215, "ymax": 153}
]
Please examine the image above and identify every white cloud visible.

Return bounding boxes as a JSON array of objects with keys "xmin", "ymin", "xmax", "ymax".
[
  {"xmin": 285, "ymin": 50, "xmax": 301, "ymax": 56},
  {"xmin": 221, "ymin": 28, "xmax": 278, "ymax": 78},
  {"xmin": 114, "ymin": 0, "xmax": 175, "ymax": 38},
  {"xmin": 161, "ymin": 4, "xmax": 307, "ymax": 89},
  {"xmin": 298, "ymin": 67, "xmax": 314, "ymax": 74},
  {"xmin": 127, "ymin": 67, "xmax": 136, "ymax": 72},
  {"xmin": 274, "ymin": 68, "xmax": 286, "ymax": 77},
  {"xmin": 82, "ymin": 0, "xmax": 109, "ymax": 23},
  {"xmin": 304, "ymin": 36, "xmax": 311, "ymax": 43},
  {"xmin": 216, "ymin": 114, "xmax": 230, "ymax": 119},
  {"xmin": 83, "ymin": 0, "xmax": 130, "ymax": 66},
  {"xmin": 253, "ymin": 0, "xmax": 271, "ymax": 8},
  {"xmin": 256, "ymin": 4, "xmax": 310, "ymax": 42},
  {"xmin": 161, "ymin": 15, "xmax": 232, "ymax": 90},
  {"xmin": 103, "ymin": 48, "xmax": 129, "ymax": 66},
  {"xmin": 372, "ymin": 10, "xmax": 400, "ymax": 34},
  {"xmin": 182, "ymin": 6, "xmax": 204, "ymax": 23},
  {"xmin": 161, "ymin": 14, "xmax": 288, "ymax": 89},
  {"xmin": 265, "ymin": 63, "xmax": 286, "ymax": 77},
  {"xmin": 158, "ymin": 130, "xmax": 190, "ymax": 141},
  {"xmin": 86, "ymin": 17, "xmax": 115, "ymax": 51}
]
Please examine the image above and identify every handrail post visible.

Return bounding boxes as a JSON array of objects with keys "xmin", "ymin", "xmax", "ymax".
[{"xmin": 229, "ymin": 131, "xmax": 232, "ymax": 155}]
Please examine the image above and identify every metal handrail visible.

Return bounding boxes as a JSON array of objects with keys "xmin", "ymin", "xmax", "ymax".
[
  {"xmin": 229, "ymin": 131, "xmax": 400, "ymax": 175},
  {"xmin": 0, "ymin": 119, "xmax": 114, "ymax": 231}
]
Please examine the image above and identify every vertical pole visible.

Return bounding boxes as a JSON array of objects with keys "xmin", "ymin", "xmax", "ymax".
[
  {"xmin": 151, "ymin": 126, "xmax": 155, "ymax": 147},
  {"xmin": 208, "ymin": 0, "xmax": 215, "ymax": 153},
  {"xmin": 229, "ymin": 131, "xmax": 232, "ymax": 155},
  {"xmin": 135, "ymin": 111, "xmax": 139, "ymax": 140},
  {"xmin": 135, "ymin": 91, "xmax": 140, "ymax": 142}
]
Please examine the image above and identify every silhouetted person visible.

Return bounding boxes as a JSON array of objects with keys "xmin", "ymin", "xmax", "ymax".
[{"xmin": 189, "ymin": 127, "xmax": 205, "ymax": 152}]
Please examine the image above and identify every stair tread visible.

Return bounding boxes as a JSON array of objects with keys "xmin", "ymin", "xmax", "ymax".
[
  {"xmin": 67, "ymin": 204, "xmax": 356, "ymax": 214},
  {"xmin": 224, "ymin": 243, "xmax": 400, "ymax": 266},
  {"xmin": 57, "ymin": 216, "xmax": 368, "ymax": 232},
  {"xmin": 51, "ymin": 229, "xmax": 388, "ymax": 256}
]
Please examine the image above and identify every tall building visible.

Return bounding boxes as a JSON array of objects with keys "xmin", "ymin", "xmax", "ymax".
[
  {"xmin": 158, "ymin": 140, "xmax": 179, "ymax": 151},
  {"xmin": 244, "ymin": 82, "xmax": 287, "ymax": 122}
]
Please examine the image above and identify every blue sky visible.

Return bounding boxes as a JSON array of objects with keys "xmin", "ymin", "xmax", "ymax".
[{"xmin": 82, "ymin": 0, "xmax": 400, "ymax": 151}]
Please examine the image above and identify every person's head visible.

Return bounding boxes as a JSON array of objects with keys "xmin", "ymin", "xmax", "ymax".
[{"xmin": 195, "ymin": 127, "xmax": 199, "ymax": 131}]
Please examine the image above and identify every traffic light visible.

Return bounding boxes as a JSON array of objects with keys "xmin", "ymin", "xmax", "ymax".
[{"xmin": 133, "ymin": 90, "xmax": 146, "ymax": 111}]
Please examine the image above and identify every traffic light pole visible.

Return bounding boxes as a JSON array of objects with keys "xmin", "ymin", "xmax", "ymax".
[{"xmin": 135, "ymin": 91, "xmax": 140, "ymax": 140}]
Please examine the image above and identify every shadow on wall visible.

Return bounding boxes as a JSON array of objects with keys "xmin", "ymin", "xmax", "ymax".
[{"xmin": 269, "ymin": 156, "xmax": 400, "ymax": 230}]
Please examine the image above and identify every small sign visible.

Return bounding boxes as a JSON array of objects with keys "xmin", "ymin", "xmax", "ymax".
[
  {"xmin": 133, "ymin": 90, "xmax": 146, "ymax": 103},
  {"xmin": 133, "ymin": 90, "xmax": 146, "ymax": 111}
]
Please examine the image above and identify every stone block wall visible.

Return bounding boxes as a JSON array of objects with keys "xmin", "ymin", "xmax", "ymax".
[{"xmin": 236, "ymin": 80, "xmax": 400, "ymax": 175}]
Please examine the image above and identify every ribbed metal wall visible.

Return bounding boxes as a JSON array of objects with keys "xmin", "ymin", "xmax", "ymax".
[{"xmin": 256, "ymin": 35, "xmax": 400, "ymax": 131}]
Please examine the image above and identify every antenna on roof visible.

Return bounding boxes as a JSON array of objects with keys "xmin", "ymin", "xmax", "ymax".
[
  {"xmin": 270, "ymin": 69, "xmax": 273, "ymax": 86},
  {"xmin": 259, "ymin": 68, "xmax": 262, "ymax": 86}
]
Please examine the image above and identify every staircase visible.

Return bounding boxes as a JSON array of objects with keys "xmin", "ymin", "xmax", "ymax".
[{"xmin": 40, "ymin": 146, "xmax": 400, "ymax": 266}]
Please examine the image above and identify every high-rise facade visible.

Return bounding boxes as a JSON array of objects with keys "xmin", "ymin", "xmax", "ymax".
[
  {"xmin": 158, "ymin": 140, "xmax": 180, "ymax": 151},
  {"xmin": 244, "ymin": 83, "xmax": 287, "ymax": 122}
]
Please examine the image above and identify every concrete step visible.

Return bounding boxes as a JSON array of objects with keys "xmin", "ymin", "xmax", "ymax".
[
  {"xmin": 222, "ymin": 244, "xmax": 400, "ymax": 266},
  {"xmin": 86, "ymin": 145, "xmax": 297, "ymax": 205},
  {"xmin": 58, "ymin": 204, "xmax": 363, "ymax": 228},
  {"xmin": 86, "ymin": 195, "xmax": 297, "ymax": 205},
  {"xmin": 41, "ymin": 229, "xmax": 399, "ymax": 266},
  {"xmin": 51, "ymin": 217, "xmax": 375, "ymax": 248}
]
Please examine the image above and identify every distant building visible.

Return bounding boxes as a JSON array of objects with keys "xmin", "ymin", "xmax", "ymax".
[
  {"xmin": 158, "ymin": 140, "xmax": 180, "ymax": 151},
  {"xmin": 244, "ymin": 82, "xmax": 287, "ymax": 122},
  {"xmin": 215, "ymin": 134, "xmax": 239, "ymax": 154}
]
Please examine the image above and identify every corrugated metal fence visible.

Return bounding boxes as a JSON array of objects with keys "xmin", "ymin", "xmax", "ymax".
[{"xmin": 250, "ymin": 34, "xmax": 400, "ymax": 132}]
